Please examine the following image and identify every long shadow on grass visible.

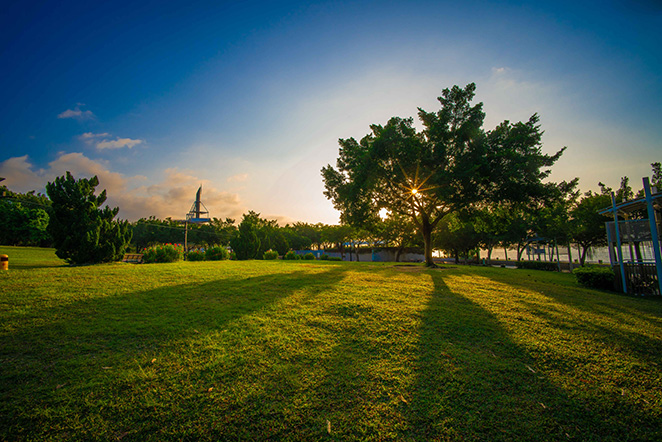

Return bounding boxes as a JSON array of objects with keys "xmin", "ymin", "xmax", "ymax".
[
  {"xmin": 0, "ymin": 266, "xmax": 348, "ymax": 441},
  {"xmin": 405, "ymin": 270, "xmax": 660, "ymax": 442},
  {"xmin": 481, "ymin": 268, "xmax": 662, "ymax": 364}
]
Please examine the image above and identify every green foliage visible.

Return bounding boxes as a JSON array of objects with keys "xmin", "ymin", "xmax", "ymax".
[
  {"xmin": 143, "ymin": 244, "xmax": 184, "ymax": 263},
  {"xmin": 304, "ymin": 252, "xmax": 315, "ymax": 260},
  {"xmin": 205, "ymin": 246, "xmax": 229, "ymax": 261},
  {"xmin": 320, "ymin": 254, "xmax": 329, "ymax": 260},
  {"xmin": 516, "ymin": 260, "xmax": 559, "ymax": 271},
  {"xmin": 570, "ymin": 192, "xmax": 612, "ymax": 265},
  {"xmin": 263, "ymin": 250, "xmax": 279, "ymax": 260},
  {"xmin": 281, "ymin": 226, "xmax": 313, "ymax": 251},
  {"xmin": 46, "ymin": 172, "xmax": 131, "ymax": 264},
  {"xmin": 573, "ymin": 266, "xmax": 615, "ymax": 291},
  {"xmin": 230, "ymin": 211, "xmax": 287, "ymax": 259},
  {"xmin": 0, "ymin": 186, "xmax": 52, "ymax": 247},
  {"xmin": 186, "ymin": 250, "xmax": 205, "ymax": 261},
  {"xmin": 328, "ymin": 256, "xmax": 343, "ymax": 261},
  {"xmin": 322, "ymin": 83, "xmax": 565, "ymax": 266},
  {"xmin": 435, "ymin": 212, "xmax": 480, "ymax": 263},
  {"xmin": 284, "ymin": 250, "xmax": 298, "ymax": 260},
  {"xmin": 0, "ymin": 200, "xmax": 51, "ymax": 247},
  {"xmin": 131, "ymin": 217, "xmax": 237, "ymax": 252}
]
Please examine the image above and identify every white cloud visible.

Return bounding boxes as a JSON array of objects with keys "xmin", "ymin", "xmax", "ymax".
[
  {"xmin": 57, "ymin": 106, "xmax": 95, "ymax": 121},
  {"xmin": 0, "ymin": 153, "xmax": 245, "ymax": 221},
  {"xmin": 78, "ymin": 132, "xmax": 144, "ymax": 150},
  {"xmin": 79, "ymin": 132, "xmax": 110, "ymax": 141},
  {"xmin": 96, "ymin": 137, "xmax": 144, "ymax": 150},
  {"xmin": 0, "ymin": 156, "xmax": 45, "ymax": 191}
]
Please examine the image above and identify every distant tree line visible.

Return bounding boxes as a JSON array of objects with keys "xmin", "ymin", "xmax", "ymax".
[
  {"xmin": 0, "ymin": 185, "xmax": 51, "ymax": 247},
  {"xmin": 433, "ymin": 162, "xmax": 661, "ymax": 266},
  {"xmin": 2, "ymin": 162, "xmax": 659, "ymax": 266}
]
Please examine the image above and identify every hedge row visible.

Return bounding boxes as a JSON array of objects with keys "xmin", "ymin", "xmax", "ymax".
[{"xmin": 573, "ymin": 266, "xmax": 615, "ymax": 291}]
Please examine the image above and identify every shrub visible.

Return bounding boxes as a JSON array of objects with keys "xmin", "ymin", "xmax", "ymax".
[
  {"xmin": 143, "ymin": 244, "xmax": 184, "ymax": 263},
  {"xmin": 320, "ymin": 254, "xmax": 329, "ymax": 260},
  {"xmin": 229, "ymin": 251, "xmax": 237, "ymax": 260},
  {"xmin": 187, "ymin": 250, "xmax": 205, "ymax": 261},
  {"xmin": 516, "ymin": 260, "xmax": 558, "ymax": 271},
  {"xmin": 284, "ymin": 250, "xmax": 297, "ymax": 260},
  {"xmin": 573, "ymin": 266, "xmax": 615, "ymax": 291},
  {"xmin": 328, "ymin": 257, "xmax": 342, "ymax": 261},
  {"xmin": 206, "ymin": 246, "xmax": 229, "ymax": 261},
  {"xmin": 263, "ymin": 250, "xmax": 279, "ymax": 260},
  {"xmin": 304, "ymin": 252, "xmax": 315, "ymax": 260}
]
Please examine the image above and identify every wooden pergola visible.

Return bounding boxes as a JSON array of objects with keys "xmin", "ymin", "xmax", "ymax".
[{"xmin": 599, "ymin": 177, "xmax": 662, "ymax": 296}]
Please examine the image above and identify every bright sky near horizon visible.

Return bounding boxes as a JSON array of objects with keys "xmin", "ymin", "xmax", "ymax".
[{"xmin": 1, "ymin": 0, "xmax": 660, "ymax": 224}]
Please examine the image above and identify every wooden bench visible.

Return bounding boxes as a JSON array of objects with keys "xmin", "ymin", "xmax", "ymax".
[{"xmin": 122, "ymin": 253, "xmax": 143, "ymax": 263}]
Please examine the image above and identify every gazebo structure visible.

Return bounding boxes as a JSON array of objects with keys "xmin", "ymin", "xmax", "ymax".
[{"xmin": 599, "ymin": 177, "xmax": 662, "ymax": 296}]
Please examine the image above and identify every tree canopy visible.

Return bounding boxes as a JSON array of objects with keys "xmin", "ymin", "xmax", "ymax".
[
  {"xmin": 322, "ymin": 83, "xmax": 566, "ymax": 266},
  {"xmin": 46, "ymin": 172, "xmax": 132, "ymax": 265}
]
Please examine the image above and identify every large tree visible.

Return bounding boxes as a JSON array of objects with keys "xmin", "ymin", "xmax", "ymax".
[
  {"xmin": 46, "ymin": 172, "xmax": 132, "ymax": 264},
  {"xmin": 322, "ymin": 83, "xmax": 565, "ymax": 266}
]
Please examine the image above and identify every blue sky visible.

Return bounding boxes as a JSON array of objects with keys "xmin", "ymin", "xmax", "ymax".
[{"xmin": 1, "ymin": 0, "xmax": 660, "ymax": 223}]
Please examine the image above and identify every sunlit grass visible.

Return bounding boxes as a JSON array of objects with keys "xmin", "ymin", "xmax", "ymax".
[{"xmin": 1, "ymin": 247, "xmax": 661, "ymax": 441}]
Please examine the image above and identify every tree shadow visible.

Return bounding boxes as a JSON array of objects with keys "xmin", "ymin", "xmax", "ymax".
[
  {"xmin": 405, "ymin": 270, "xmax": 661, "ymax": 441},
  {"xmin": 0, "ymin": 266, "xmax": 348, "ymax": 440},
  {"xmin": 479, "ymin": 268, "xmax": 662, "ymax": 363}
]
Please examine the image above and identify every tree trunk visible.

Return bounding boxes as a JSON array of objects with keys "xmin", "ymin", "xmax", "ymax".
[
  {"xmin": 580, "ymin": 245, "xmax": 588, "ymax": 266},
  {"xmin": 487, "ymin": 247, "xmax": 492, "ymax": 265},
  {"xmin": 567, "ymin": 243, "xmax": 573, "ymax": 271},
  {"xmin": 422, "ymin": 221, "xmax": 436, "ymax": 267},
  {"xmin": 517, "ymin": 243, "xmax": 525, "ymax": 262},
  {"xmin": 395, "ymin": 247, "xmax": 402, "ymax": 262},
  {"xmin": 555, "ymin": 239, "xmax": 561, "ymax": 272}
]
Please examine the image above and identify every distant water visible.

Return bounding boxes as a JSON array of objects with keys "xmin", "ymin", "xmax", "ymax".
[{"xmin": 480, "ymin": 244, "xmax": 658, "ymax": 264}]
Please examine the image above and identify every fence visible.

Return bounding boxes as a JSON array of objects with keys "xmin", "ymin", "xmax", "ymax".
[{"xmin": 613, "ymin": 262, "xmax": 660, "ymax": 296}]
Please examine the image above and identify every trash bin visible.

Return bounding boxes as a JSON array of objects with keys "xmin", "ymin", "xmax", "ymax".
[{"xmin": 0, "ymin": 255, "xmax": 7, "ymax": 270}]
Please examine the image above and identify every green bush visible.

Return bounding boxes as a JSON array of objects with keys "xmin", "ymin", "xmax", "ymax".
[
  {"xmin": 320, "ymin": 254, "xmax": 329, "ymax": 260},
  {"xmin": 263, "ymin": 250, "xmax": 279, "ymax": 260},
  {"xmin": 516, "ymin": 260, "xmax": 559, "ymax": 271},
  {"xmin": 206, "ymin": 246, "xmax": 229, "ymax": 261},
  {"xmin": 143, "ymin": 244, "xmax": 184, "ymax": 263},
  {"xmin": 284, "ymin": 250, "xmax": 297, "ymax": 260},
  {"xmin": 187, "ymin": 250, "xmax": 205, "ymax": 261},
  {"xmin": 304, "ymin": 252, "xmax": 315, "ymax": 260},
  {"xmin": 328, "ymin": 257, "xmax": 342, "ymax": 262},
  {"xmin": 573, "ymin": 266, "xmax": 615, "ymax": 291}
]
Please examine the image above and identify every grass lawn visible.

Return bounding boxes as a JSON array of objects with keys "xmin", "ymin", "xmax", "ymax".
[{"xmin": 1, "ymin": 246, "xmax": 661, "ymax": 441}]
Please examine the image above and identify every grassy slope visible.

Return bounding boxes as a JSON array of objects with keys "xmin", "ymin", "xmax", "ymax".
[{"xmin": 1, "ymin": 246, "xmax": 661, "ymax": 441}]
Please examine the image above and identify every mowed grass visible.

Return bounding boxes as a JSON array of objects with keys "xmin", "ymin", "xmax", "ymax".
[{"xmin": 1, "ymin": 246, "xmax": 661, "ymax": 441}]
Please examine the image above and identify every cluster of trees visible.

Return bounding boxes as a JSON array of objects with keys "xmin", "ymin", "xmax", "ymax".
[
  {"xmin": 0, "ymin": 186, "xmax": 51, "ymax": 247},
  {"xmin": 432, "ymin": 163, "xmax": 661, "ymax": 266},
  {"xmin": 131, "ymin": 210, "xmax": 422, "ymax": 261},
  {"xmin": 322, "ymin": 82, "xmax": 660, "ymax": 267}
]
